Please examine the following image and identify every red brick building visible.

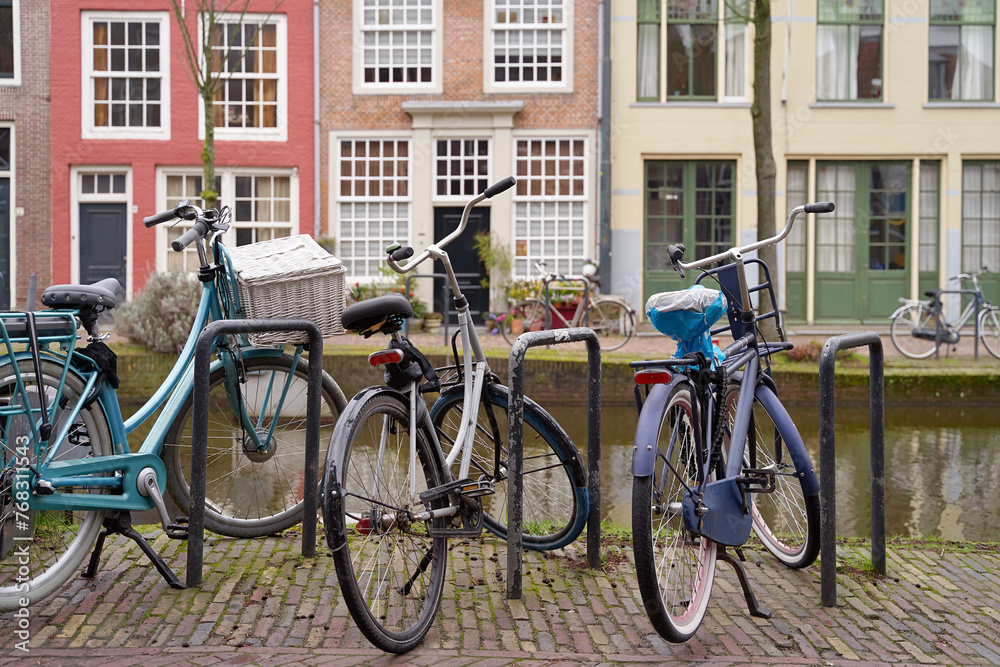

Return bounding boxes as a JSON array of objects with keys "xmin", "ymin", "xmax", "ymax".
[
  {"xmin": 49, "ymin": 0, "xmax": 315, "ymax": 298},
  {"xmin": 0, "ymin": 1, "xmax": 51, "ymax": 310},
  {"xmin": 318, "ymin": 0, "xmax": 600, "ymax": 316}
]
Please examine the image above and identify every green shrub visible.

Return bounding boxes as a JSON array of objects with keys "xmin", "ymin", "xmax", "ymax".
[{"xmin": 115, "ymin": 271, "xmax": 201, "ymax": 353}]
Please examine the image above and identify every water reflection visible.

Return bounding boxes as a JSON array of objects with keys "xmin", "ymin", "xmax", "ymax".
[{"xmin": 545, "ymin": 404, "xmax": 1000, "ymax": 542}]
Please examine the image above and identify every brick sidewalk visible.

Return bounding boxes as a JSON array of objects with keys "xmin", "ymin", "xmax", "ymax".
[{"xmin": 2, "ymin": 529, "xmax": 998, "ymax": 666}]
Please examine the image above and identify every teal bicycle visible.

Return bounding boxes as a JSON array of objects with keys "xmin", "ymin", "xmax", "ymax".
[{"xmin": 0, "ymin": 202, "xmax": 345, "ymax": 609}]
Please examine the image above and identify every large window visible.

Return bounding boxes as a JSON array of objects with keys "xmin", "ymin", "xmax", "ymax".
[
  {"xmin": 815, "ymin": 165, "xmax": 857, "ymax": 271},
  {"xmin": 83, "ymin": 12, "xmax": 169, "ymax": 137},
  {"xmin": 435, "ymin": 139, "xmax": 490, "ymax": 201},
  {"xmin": 357, "ymin": 0, "xmax": 437, "ymax": 91},
  {"xmin": 637, "ymin": 0, "xmax": 747, "ymax": 102},
  {"xmin": 816, "ymin": 0, "xmax": 883, "ymax": 101},
  {"xmin": 0, "ymin": 1, "xmax": 17, "ymax": 82},
  {"xmin": 209, "ymin": 16, "xmax": 286, "ymax": 138},
  {"xmin": 512, "ymin": 138, "xmax": 587, "ymax": 277},
  {"xmin": 337, "ymin": 139, "xmax": 411, "ymax": 279},
  {"xmin": 929, "ymin": 0, "xmax": 995, "ymax": 101},
  {"xmin": 162, "ymin": 171, "xmax": 292, "ymax": 273},
  {"xmin": 489, "ymin": 0, "xmax": 570, "ymax": 91},
  {"xmin": 962, "ymin": 162, "xmax": 1000, "ymax": 272}
]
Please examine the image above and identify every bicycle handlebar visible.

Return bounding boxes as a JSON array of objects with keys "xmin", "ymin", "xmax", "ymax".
[
  {"xmin": 143, "ymin": 209, "xmax": 177, "ymax": 227},
  {"xmin": 671, "ymin": 201, "xmax": 835, "ymax": 274},
  {"xmin": 386, "ymin": 177, "xmax": 516, "ymax": 274}
]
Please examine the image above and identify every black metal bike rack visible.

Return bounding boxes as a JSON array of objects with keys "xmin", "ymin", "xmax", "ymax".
[
  {"xmin": 507, "ymin": 327, "xmax": 601, "ymax": 599},
  {"xmin": 187, "ymin": 318, "xmax": 323, "ymax": 587},
  {"xmin": 818, "ymin": 332, "xmax": 886, "ymax": 607}
]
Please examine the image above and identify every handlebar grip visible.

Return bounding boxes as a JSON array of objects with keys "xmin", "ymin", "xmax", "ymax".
[
  {"xmin": 483, "ymin": 176, "xmax": 516, "ymax": 199},
  {"xmin": 666, "ymin": 244, "xmax": 686, "ymax": 278},
  {"xmin": 390, "ymin": 246, "xmax": 414, "ymax": 262},
  {"xmin": 144, "ymin": 209, "xmax": 176, "ymax": 227},
  {"xmin": 171, "ymin": 225, "xmax": 204, "ymax": 252},
  {"xmin": 804, "ymin": 201, "xmax": 836, "ymax": 214}
]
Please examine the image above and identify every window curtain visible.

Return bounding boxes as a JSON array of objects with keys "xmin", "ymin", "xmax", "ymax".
[
  {"xmin": 817, "ymin": 25, "xmax": 860, "ymax": 99},
  {"xmin": 637, "ymin": 23, "xmax": 660, "ymax": 99},
  {"xmin": 786, "ymin": 165, "xmax": 807, "ymax": 272},
  {"xmin": 960, "ymin": 25, "xmax": 993, "ymax": 100},
  {"xmin": 725, "ymin": 22, "xmax": 746, "ymax": 97},
  {"xmin": 982, "ymin": 165, "xmax": 1000, "ymax": 269},
  {"xmin": 817, "ymin": 165, "xmax": 856, "ymax": 272}
]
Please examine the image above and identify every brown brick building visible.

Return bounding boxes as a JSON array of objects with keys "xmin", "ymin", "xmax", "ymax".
[
  {"xmin": 0, "ymin": 1, "xmax": 50, "ymax": 310},
  {"xmin": 318, "ymin": 0, "xmax": 600, "ymax": 317}
]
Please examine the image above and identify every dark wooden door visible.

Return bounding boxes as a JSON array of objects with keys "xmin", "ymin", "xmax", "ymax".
[
  {"xmin": 433, "ymin": 207, "xmax": 489, "ymax": 325},
  {"xmin": 79, "ymin": 203, "xmax": 127, "ymax": 289}
]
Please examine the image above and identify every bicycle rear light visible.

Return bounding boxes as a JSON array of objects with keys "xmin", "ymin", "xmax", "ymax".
[
  {"xmin": 368, "ymin": 349, "xmax": 404, "ymax": 367},
  {"xmin": 634, "ymin": 368, "xmax": 672, "ymax": 385}
]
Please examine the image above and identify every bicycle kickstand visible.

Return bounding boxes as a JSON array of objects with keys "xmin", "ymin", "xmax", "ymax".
[
  {"xmin": 717, "ymin": 546, "xmax": 771, "ymax": 619},
  {"xmin": 82, "ymin": 511, "xmax": 185, "ymax": 589}
]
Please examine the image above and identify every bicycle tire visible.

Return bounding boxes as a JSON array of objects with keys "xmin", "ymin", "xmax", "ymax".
[
  {"xmin": 0, "ymin": 358, "xmax": 114, "ymax": 611},
  {"xmin": 501, "ymin": 299, "xmax": 546, "ymax": 346},
  {"xmin": 164, "ymin": 354, "xmax": 346, "ymax": 537},
  {"xmin": 889, "ymin": 302, "xmax": 938, "ymax": 359},
  {"xmin": 429, "ymin": 383, "xmax": 588, "ymax": 551},
  {"xmin": 978, "ymin": 306, "xmax": 1000, "ymax": 359},
  {"xmin": 587, "ymin": 298, "xmax": 635, "ymax": 351},
  {"xmin": 632, "ymin": 383, "xmax": 717, "ymax": 643},
  {"xmin": 323, "ymin": 390, "xmax": 447, "ymax": 654},
  {"xmin": 723, "ymin": 383, "xmax": 820, "ymax": 569}
]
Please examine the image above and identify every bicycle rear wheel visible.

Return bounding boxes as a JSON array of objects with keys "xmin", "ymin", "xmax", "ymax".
[
  {"xmin": 889, "ymin": 303, "xmax": 938, "ymax": 359},
  {"xmin": 501, "ymin": 299, "xmax": 546, "ymax": 346},
  {"xmin": 429, "ymin": 383, "xmax": 588, "ymax": 551},
  {"xmin": 979, "ymin": 306, "xmax": 1000, "ymax": 359},
  {"xmin": 587, "ymin": 298, "xmax": 635, "ymax": 351},
  {"xmin": 632, "ymin": 383, "xmax": 716, "ymax": 643},
  {"xmin": 0, "ymin": 358, "xmax": 114, "ymax": 611},
  {"xmin": 164, "ymin": 353, "xmax": 346, "ymax": 538},
  {"xmin": 323, "ymin": 391, "xmax": 447, "ymax": 654},
  {"xmin": 724, "ymin": 384, "xmax": 820, "ymax": 569}
]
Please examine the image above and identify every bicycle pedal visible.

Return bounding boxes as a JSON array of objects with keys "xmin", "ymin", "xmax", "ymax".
[
  {"xmin": 461, "ymin": 477, "xmax": 495, "ymax": 498},
  {"xmin": 166, "ymin": 517, "xmax": 189, "ymax": 540},
  {"xmin": 428, "ymin": 499, "xmax": 485, "ymax": 538},
  {"xmin": 419, "ymin": 477, "xmax": 485, "ymax": 503},
  {"xmin": 738, "ymin": 468, "xmax": 776, "ymax": 494}
]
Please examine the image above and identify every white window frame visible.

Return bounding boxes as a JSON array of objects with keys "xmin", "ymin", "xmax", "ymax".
[
  {"xmin": 198, "ymin": 13, "xmax": 288, "ymax": 142},
  {"xmin": 81, "ymin": 11, "xmax": 171, "ymax": 140},
  {"xmin": 0, "ymin": 1, "xmax": 21, "ymax": 87},
  {"xmin": 69, "ymin": 166, "xmax": 132, "ymax": 294},
  {"xmin": 353, "ymin": 0, "xmax": 443, "ymax": 95},
  {"xmin": 485, "ymin": 0, "xmax": 574, "ymax": 93},
  {"xmin": 431, "ymin": 136, "xmax": 492, "ymax": 204},
  {"xmin": 155, "ymin": 167, "xmax": 298, "ymax": 273},
  {"xmin": 330, "ymin": 132, "xmax": 413, "ymax": 281},
  {"xmin": 510, "ymin": 133, "xmax": 591, "ymax": 278}
]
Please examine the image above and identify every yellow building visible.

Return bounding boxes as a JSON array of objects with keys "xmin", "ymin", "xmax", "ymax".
[{"xmin": 610, "ymin": 0, "xmax": 1000, "ymax": 323}]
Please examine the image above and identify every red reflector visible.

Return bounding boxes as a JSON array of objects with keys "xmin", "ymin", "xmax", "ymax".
[
  {"xmin": 356, "ymin": 517, "xmax": 372, "ymax": 535},
  {"xmin": 634, "ymin": 369, "xmax": 672, "ymax": 385},
  {"xmin": 368, "ymin": 349, "xmax": 404, "ymax": 367}
]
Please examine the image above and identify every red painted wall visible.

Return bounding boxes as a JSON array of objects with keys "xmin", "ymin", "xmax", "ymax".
[{"xmin": 51, "ymin": 0, "xmax": 314, "ymax": 292}]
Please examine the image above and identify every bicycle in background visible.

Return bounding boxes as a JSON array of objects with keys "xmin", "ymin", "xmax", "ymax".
[
  {"xmin": 323, "ymin": 177, "xmax": 589, "ymax": 653},
  {"xmin": 501, "ymin": 261, "xmax": 635, "ymax": 350},
  {"xmin": 889, "ymin": 267, "xmax": 1000, "ymax": 359},
  {"xmin": 0, "ymin": 201, "xmax": 345, "ymax": 610}
]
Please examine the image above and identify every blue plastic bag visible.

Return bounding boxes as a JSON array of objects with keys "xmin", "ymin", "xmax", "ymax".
[{"xmin": 646, "ymin": 286, "xmax": 727, "ymax": 368}]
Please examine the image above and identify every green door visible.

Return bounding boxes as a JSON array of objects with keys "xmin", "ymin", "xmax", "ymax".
[
  {"xmin": 643, "ymin": 160, "xmax": 735, "ymax": 305},
  {"xmin": 814, "ymin": 162, "xmax": 910, "ymax": 321}
]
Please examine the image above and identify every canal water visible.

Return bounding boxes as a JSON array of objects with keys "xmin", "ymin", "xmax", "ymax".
[{"xmin": 546, "ymin": 403, "xmax": 1000, "ymax": 543}]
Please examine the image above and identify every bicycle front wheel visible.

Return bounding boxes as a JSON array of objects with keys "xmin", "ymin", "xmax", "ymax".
[
  {"xmin": 978, "ymin": 306, "xmax": 1000, "ymax": 359},
  {"xmin": 429, "ymin": 383, "xmax": 588, "ymax": 551},
  {"xmin": 0, "ymin": 358, "xmax": 114, "ymax": 611},
  {"xmin": 889, "ymin": 303, "xmax": 938, "ymax": 359},
  {"xmin": 164, "ymin": 353, "xmax": 346, "ymax": 538},
  {"xmin": 632, "ymin": 384, "xmax": 716, "ymax": 643},
  {"xmin": 587, "ymin": 298, "xmax": 635, "ymax": 351},
  {"xmin": 501, "ymin": 299, "xmax": 546, "ymax": 346},
  {"xmin": 724, "ymin": 384, "xmax": 820, "ymax": 569},
  {"xmin": 323, "ymin": 391, "xmax": 447, "ymax": 654}
]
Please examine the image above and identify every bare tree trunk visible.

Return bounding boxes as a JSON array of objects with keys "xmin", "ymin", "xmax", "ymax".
[
  {"xmin": 751, "ymin": 0, "xmax": 779, "ymax": 340},
  {"xmin": 201, "ymin": 90, "xmax": 218, "ymax": 210}
]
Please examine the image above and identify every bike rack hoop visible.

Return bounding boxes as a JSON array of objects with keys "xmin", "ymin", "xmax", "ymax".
[
  {"xmin": 819, "ymin": 332, "xmax": 886, "ymax": 607},
  {"xmin": 188, "ymin": 318, "xmax": 323, "ymax": 588},
  {"xmin": 507, "ymin": 327, "xmax": 601, "ymax": 600}
]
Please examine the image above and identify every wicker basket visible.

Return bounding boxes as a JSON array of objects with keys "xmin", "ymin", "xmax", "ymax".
[{"xmin": 226, "ymin": 234, "xmax": 347, "ymax": 346}]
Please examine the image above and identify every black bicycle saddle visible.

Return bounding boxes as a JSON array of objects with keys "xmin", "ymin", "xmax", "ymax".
[
  {"xmin": 341, "ymin": 292, "xmax": 413, "ymax": 336},
  {"xmin": 41, "ymin": 278, "xmax": 123, "ymax": 310}
]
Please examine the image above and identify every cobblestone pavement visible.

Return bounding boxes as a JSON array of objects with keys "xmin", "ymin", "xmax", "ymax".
[{"xmin": 1, "ymin": 528, "xmax": 997, "ymax": 666}]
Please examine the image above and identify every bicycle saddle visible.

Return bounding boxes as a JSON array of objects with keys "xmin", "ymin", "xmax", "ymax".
[
  {"xmin": 341, "ymin": 292, "xmax": 412, "ymax": 337},
  {"xmin": 41, "ymin": 278, "xmax": 122, "ymax": 310},
  {"xmin": 924, "ymin": 289, "xmax": 942, "ymax": 298}
]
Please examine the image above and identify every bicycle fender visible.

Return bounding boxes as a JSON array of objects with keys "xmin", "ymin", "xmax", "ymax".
[
  {"xmin": 631, "ymin": 378, "xmax": 685, "ymax": 477},
  {"xmin": 754, "ymin": 385, "xmax": 820, "ymax": 497}
]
